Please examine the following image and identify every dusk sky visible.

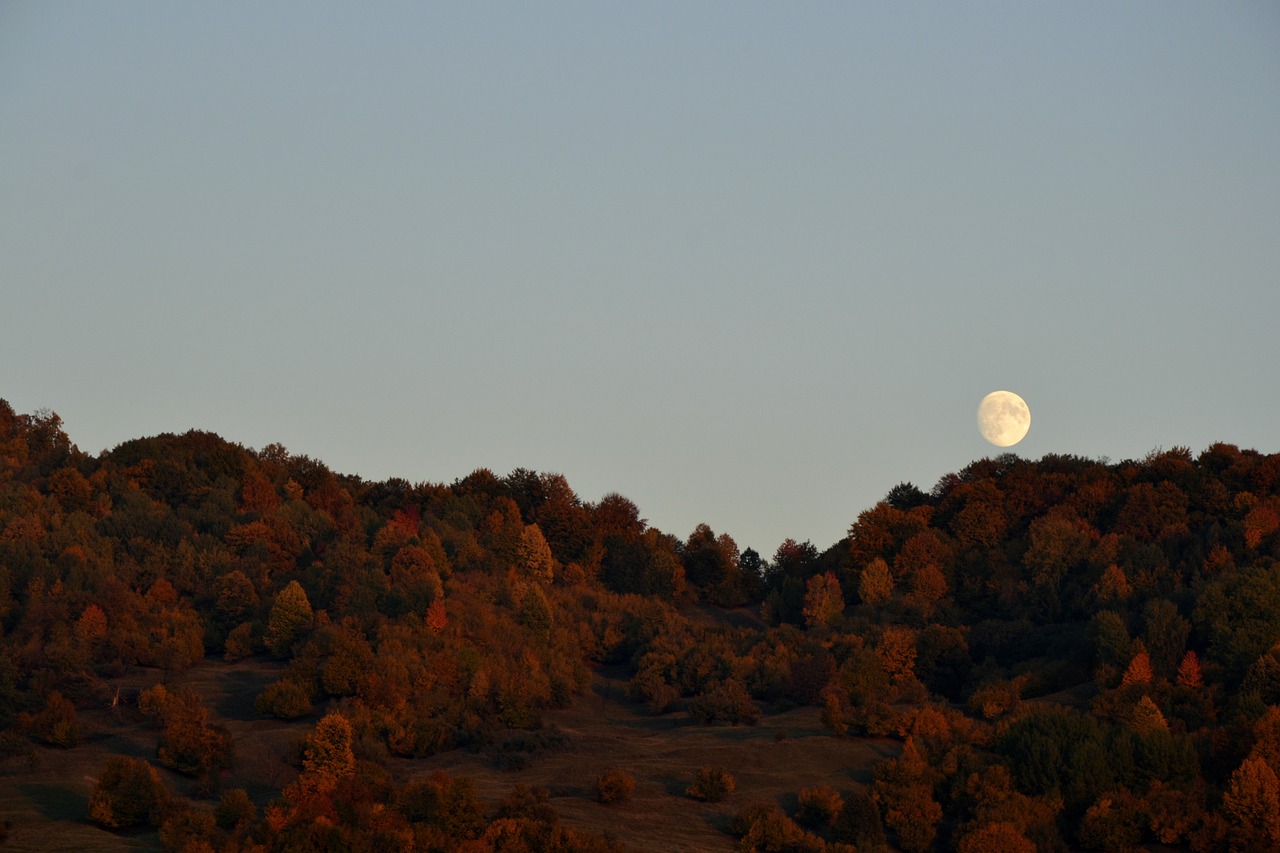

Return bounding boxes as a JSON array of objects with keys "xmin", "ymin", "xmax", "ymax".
[{"xmin": 3, "ymin": 3, "xmax": 1278, "ymax": 557}]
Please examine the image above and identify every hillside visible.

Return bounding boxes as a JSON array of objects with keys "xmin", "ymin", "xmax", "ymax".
[{"xmin": 2, "ymin": 399, "xmax": 1280, "ymax": 851}]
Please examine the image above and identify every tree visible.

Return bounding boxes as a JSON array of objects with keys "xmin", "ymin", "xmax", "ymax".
[
  {"xmin": 22, "ymin": 691, "xmax": 80, "ymax": 748},
  {"xmin": 594, "ymin": 770, "xmax": 635, "ymax": 804},
  {"xmin": 518, "ymin": 584, "xmax": 554, "ymax": 639},
  {"xmin": 1132, "ymin": 695, "xmax": 1169, "ymax": 734},
  {"xmin": 1024, "ymin": 513, "xmax": 1095, "ymax": 591},
  {"xmin": 1143, "ymin": 598, "xmax": 1190, "ymax": 680},
  {"xmin": 254, "ymin": 677, "xmax": 313, "ymax": 720},
  {"xmin": 1078, "ymin": 791, "xmax": 1146, "ymax": 852},
  {"xmin": 592, "ymin": 492, "xmax": 647, "ymax": 540},
  {"xmin": 907, "ymin": 562, "xmax": 948, "ymax": 620},
  {"xmin": 795, "ymin": 785, "xmax": 842, "ymax": 826},
  {"xmin": 212, "ymin": 570, "xmax": 259, "ymax": 636},
  {"xmin": 515, "ymin": 523, "xmax": 555, "ymax": 581},
  {"xmin": 390, "ymin": 544, "xmax": 443, "ymax": 613},
  {"xmin": 154, "ymin": 689, "xmax": 234, "ymax": 782},
  {"xmin": 1195, "ymin": 565, "xmax": 1280, "ymax": 682},
  {"xmin": 300, "ymin": 711, "xmax": 355, "ymax": 794},
  {"xmin": 215, "ymin": 788, "xmax": 255, "ymax": 831},
  {"xmin": 877, "ymin": 626, "xmax": 918, "ymax": 682},
  {"xmin": 425, "ymin": 597, "xmax": 448, "ymax": 634},
  {"xmin": 89, "ymin": 756, "xmax": 170, "ymax": 829},
  {"xmin": 858, "ymin": 558, "xmax": 893, "ymax": 607},
  {"xmin": 75, "ymin": 603, "xmax": 108, "ymax": 646},
  {"xmin": 1223, "ymin": 757, "xmax": 1280, "ymax": 845},
  {"xmin": 802, "ymin": 572, "xmax": 843, "ymax": 629},
  {"xmin": 686, "ymin": 766, "xmax": 735, "ymax": 802},
  {"xmin": 957, "ymin": 822, "xmax": 1036, "ymax": 853},
  {"xmin": 265, "ymin": 580, "xmax": 312, "ymax": 656},
  {"xmin": 1093, "ymin": 564, "xmax": 1133, "ymax": 603},
  {"xmin": 1176, "ymin": 650, "xmax": 1204, "ymax": 689},
  {"xmin": 1121, "ymin": 646, "xmax": 1154, "ymax": 687}
]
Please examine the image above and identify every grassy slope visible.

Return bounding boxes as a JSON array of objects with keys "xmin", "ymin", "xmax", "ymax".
[{"xmin": 0, "ymin": 658, "xmax": 898, "ymax": 853}]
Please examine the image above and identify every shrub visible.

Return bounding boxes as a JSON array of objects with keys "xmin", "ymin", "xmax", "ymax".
[
  {"xmin": 22, "ymin": 691, "xmax": 80, "ymax": 748},
  {"xmin": 689, "ymin": 680, "xmax": 760, "ymax": 726},
  {"xmin": 730, "ymin": 803, "xmax": 825, "ymax": 852},
  {"xmin": 796, "ymin": 784, "xmax": 842, "ymax": 826},
  {"xmin": 158, "ymin": 805, "xmax": 217, "ymax": 852},
  {"xmin": 254, "ymin": 678, "xmax": 313, "ymax": 720},
  {"xmin": 88, "ymin": 756, "xmax": 169, "ymax": 829},
  {"xmin": 215, "ymin": 788, "xmax": 255, "ymax": 830},
  {"xmin": 138, "ymin": 683, "xmax": 174, "ymax": 722},
  {"xmin": 595, "ymin": 769, "xmax": 636, "ymax": 804},
  {"xmin": 223, "ymin": 622, "xmax": 255, "ymax": 660},
  {"xmin": 686, "ymin": 766, "xmax": 735, "ymax": 803}
]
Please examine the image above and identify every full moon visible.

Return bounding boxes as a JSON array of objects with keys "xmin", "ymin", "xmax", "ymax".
[{"xmin": 977, "ymin": 391, "xmax": 1031, "ymax": 447}]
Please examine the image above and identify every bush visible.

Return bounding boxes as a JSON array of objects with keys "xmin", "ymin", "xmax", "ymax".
[
  {"xmin": 833, "ymin": 789, "xmax": 886, "ymax": 850},
  {"xmin": 689, "ymin": 680, "xmax": 760, "ymax": 726},
  {"xmin": 795, "ymin": 784, "xmax": 842, "ymax": 826},
  {"xmin": 253, "ymin": 678, "xmax": 313, "ymax": 720},
  {"xmin": 215, "ymin": 788, "xmax": 255, "ymax": 830},
  {"xmin": 22, "ymin": 691, "xmax": 80, "ymax": 748},
  {"xmin": 595, "ymin": 769, "xmax": 636, "ymax": 804},
  {"xmin": 158, "ymin": 805, "xmax": 217, "ymax": 852},
  {"xmin": 88, "ymin": 756, "xmax": 170, "ymax": 829},
  {"xmin": 223, "ymin": 622, "xmax": 255, "ymax": 660},
  {"xmin": 730, "ymin": 803, "xmax": 825, "ymax": 852},
  {"xmin": 686, "ymin": 765, "xmax": 735, "ymax": 803}
]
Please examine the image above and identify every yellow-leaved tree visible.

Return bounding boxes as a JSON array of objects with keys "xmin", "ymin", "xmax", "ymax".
[{"xmin": 265, "ymin": 580, "xmax": 312, "ymax": 657}]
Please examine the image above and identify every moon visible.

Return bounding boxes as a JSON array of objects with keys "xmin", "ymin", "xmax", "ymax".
[{"xmin": 977, "ymin": 390, "xmax": 1031, "ymax": 447}]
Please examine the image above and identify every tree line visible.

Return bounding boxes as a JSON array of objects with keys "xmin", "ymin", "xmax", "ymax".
[{"xmin": 2, "ymin": 398, "xmax": 1280, "ymax": 850}]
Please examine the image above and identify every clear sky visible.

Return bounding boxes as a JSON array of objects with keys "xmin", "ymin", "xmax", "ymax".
[{"xmin": 3, "ymin": 3, "xmax": 1278, "ymax": 558}]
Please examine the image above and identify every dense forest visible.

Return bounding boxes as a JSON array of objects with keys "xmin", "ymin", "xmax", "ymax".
[{"xmin": 2, "ymin": 399, "xmax": 1280, "ymax": 852}]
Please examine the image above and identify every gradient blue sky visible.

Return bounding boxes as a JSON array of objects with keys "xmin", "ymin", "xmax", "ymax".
[{"xmin": 3, "ymin": 3, "xmax": 1278, "ymax": 556}]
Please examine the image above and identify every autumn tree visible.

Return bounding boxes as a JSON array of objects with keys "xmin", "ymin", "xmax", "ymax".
[
  {"xmin": 684, "ymin": 524, "xmax": 745, "ymax": 605},
  {"xmin": 1176, "ymin": 650, "xmax": 1204, "ymax": 689},
  {"xmin": 153, "ymin": 689, "xmax": 234, "ymax": 784},
  {"xmin": 957, "ymin": 822, "xmax": 1036, "ymax": 853},
  {"xmin": 1078, "ymin": 791, "xmax": 1146, "ymax": 852},
  {"xmin": 795, "ymin": 785, "xmax": 842, "ymax": 826},
  {"xmin": 1223, "ymin": 757, "xmax": 1280, "ymax": 846},
  {"xmin": 594, "ymin": 769, "xmax": 635, "ymax": 804},
  {"xmin": 1132, "ymin": 695, "xmax": 1169, "ymax": 734},
  {"xmin": 215, "ymin": 788, "xmax": 255, "ymax": 831},
  {"xmin": 877, "ymin": 625, "xmax": 918, "ymax": 682},
  {"xmin": 425, "ymin": 597, "xmax": 448, "ymax": 634},
  {"xmin": 299, "ymin": 711, "xmax": 355, "ymax": 794},
  {"xmin": 21, "ymin": 690, "xmax": 80, "ymax": 748},
  {"xmin": 1093, "ymin": 564, "xmax": 1133, "ymax": 603},
  {"xmin": 389, "ymin": 544, "xmax": 443, "ymax": 613},
  {"xmin": 75, "ymin": 603, "xmax": 108, "ymax": 647},
  {"xmin": 265, "ymin": 580, "xmax": 312, "ymax": 656},
  {"xmin": 89, "ymin": 756, "xmax": 170, "ymax": 829},
  {"xmin": 515, "ymin": 523, "xmax": 555, "ymax": 581},
  {"xmin": 858, "ymin": 557, "xmax": 893, "ymax": 606},
  {"xmin": 801, "ymin": 572, "xmax": 843, "ymax": 629},
  {"xmin": 873, "ymin": 737, "xmax": 941, "ymax": 853},
  {"xmin": 1121, "ymin": 645, "xmax": 1154, "ymax": 687},
  {"xmin": 212, "ymin": 569, "xmax": 259, "ymax": 638},
  {"xmin": 518, "ymin": 583, "xmax": 554, "ymax": 640},
  {"xmin": 686, "ymin": 766, "xmax": 735, "ymax": 803}
]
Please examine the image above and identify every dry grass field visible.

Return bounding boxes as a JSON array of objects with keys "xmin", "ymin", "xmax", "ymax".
[{"xmin": 0, "ymin": 659, "xmax": 899, "ymax": 852}]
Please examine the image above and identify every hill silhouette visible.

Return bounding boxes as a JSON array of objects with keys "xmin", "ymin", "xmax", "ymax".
[{"xmin": 2, "ymin": 398, "xmax": 1279, "ymax": 851}]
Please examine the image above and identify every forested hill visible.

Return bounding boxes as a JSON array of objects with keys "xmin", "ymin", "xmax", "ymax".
[{"xmin": 3, "ymin": 398, "xmax": 1280, "ymax": 851}]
